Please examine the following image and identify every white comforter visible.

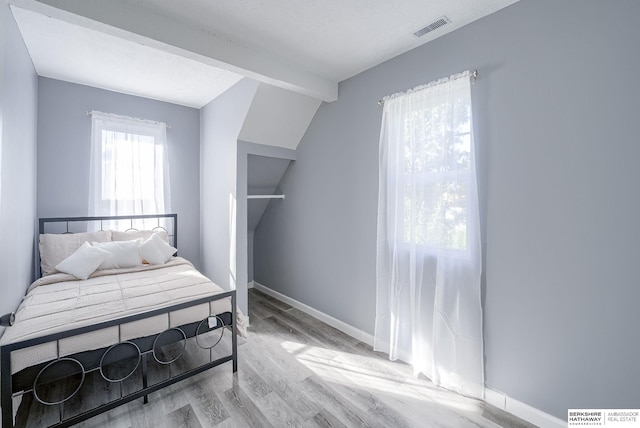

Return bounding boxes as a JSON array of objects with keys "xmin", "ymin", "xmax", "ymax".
[{"xmin": 0, "ymin": 257, "xmax": 245, "ymax": 373}]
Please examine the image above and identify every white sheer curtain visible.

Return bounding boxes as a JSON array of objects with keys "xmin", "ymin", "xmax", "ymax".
[
  {"xmin": 89, "ymin": 112, "xmax": 171, "ymax": 218},
  {"xmin": 375, "ymin": 71, "xmax": 483, "ymax": 398}
]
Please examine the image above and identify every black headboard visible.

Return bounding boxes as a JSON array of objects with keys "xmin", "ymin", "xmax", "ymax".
[{"xmin": 37, "ymin": 214, "xmax": 177, "ymax": 278}]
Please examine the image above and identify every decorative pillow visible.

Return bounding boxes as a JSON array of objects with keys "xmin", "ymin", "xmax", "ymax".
[
  {"xmin": 111, "ymin": 229, "xmax": 169, "ymax": 243},
  {"xmin": 139, "ymin": 234, "xmax": 177, "ymax": 265},
  {"xmin": 55, "ymin": 242, "xmax": 111, "ymax": 280},
  {"xmin": 92, "ymin": 239, "xmax": 143, "ymax": 270},
  {"xmin": 40, "ymin": 230, "xmax": 112, "ymax": 276}
]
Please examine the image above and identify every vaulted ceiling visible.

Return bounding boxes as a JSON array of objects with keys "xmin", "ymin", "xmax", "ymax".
[
  {"xmin": 11, "ymin": 0, "xmax": 518, "ymax": 104},
  {"xmin": 9, "ymin": 0, "xmax": 518, "ymax": 149}
]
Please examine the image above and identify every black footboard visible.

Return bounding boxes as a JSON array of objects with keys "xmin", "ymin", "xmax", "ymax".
[{"xmin": 1, "ymin": 290, "xmax": 238, "ymax": 428}]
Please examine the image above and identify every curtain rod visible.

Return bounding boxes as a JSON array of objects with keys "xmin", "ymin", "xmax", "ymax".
[
  {"xmin": 86, "ymin": 110, "xmax": 171, "ymax": 128},
  {"xmin": 377, "ymin": 69, "xmax": 477, "ymax": 106}
]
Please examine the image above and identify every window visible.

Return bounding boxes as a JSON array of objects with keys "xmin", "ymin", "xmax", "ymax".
[
  {"xmin": 89, "ymin": 112, "xmax": 170, "ymax": 217},
  {"xmin": 378, "ymin": 72, "xmax": 477, "ymax": 255},
  {"xmin": 400, "ymin": 91, "xmax": 472, "ymax": 250}
]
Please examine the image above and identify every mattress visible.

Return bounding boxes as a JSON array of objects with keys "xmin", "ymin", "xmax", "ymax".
[{"xmin": 0, "ymin": 257, "xmax": 244, "ymax": 374}]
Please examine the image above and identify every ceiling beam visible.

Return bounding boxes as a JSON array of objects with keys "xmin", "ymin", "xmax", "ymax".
[{"xmin": 10, "ymin": 0, "xmax": 338, "ymax": 102}]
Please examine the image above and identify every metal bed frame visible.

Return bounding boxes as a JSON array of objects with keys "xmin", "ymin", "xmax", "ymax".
[{"xmin": 0, "ymin": 214, "xmax": 238, "ymax": 428}]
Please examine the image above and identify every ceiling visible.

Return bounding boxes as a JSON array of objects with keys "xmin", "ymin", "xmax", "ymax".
[
  {"xmin": 10, "ymin": 0, "xmax": 518, "ymax": 108},
  {"xmin": 128, "ymin": 0, "xmax": 518, "ymax": 83},
  {"xmin": 11, "ymin": 6, "xmax": 244, "ymax": 109}
]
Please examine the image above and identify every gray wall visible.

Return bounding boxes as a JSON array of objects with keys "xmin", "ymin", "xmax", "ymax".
[
  {"xmin": 37, "ymin": 78, "xmax": 202, "ymax": 267},
  {"xmin": 254, "ymin": 0, "xmax": 640, "ymax": 420},
  {"xmin": 200, "ymin": 78, "xmax": 258, "ymax": 314},
  {"xmin": 0, "ymin": 2, "xmax": 38, "ymax": 320}
]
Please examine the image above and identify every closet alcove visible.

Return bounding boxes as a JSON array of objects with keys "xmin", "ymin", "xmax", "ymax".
[{"xmin": 244, "ymin": 153, "xmax": 293, "ymax": 308}]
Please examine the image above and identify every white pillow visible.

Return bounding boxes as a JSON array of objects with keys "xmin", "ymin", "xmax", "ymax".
[
  {"xmin": 111, "ymin": 229, "xmax": 169, "ymax": 243},
  {"xmin": 39, "ymin": 230, "xmax": 112, "ymax": 276},
  {"xmin": 92, "ymin": 239, "xmax": 143, "ymax": 270},
  {"xmin": 55, "ymin": 242, "xmax": 111, "ymax": 280},
  {"xmin": 139, "ymin": 234, "xmax": 177, "ymax": 265}
]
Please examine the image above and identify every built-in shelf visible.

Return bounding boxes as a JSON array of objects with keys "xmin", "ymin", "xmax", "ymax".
[{"xmin": 247, "ymin": 194, "xmax": 285, "ymax": 200}]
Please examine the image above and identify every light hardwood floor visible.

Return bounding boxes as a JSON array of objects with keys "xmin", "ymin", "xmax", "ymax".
[{"xmin": 17, "ymin": 288, "xmax": 537, "ymax": 428}]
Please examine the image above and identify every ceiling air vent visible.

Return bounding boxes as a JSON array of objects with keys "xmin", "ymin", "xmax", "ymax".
[{"xmin": 413, "ymin": 16, "xmax": 451, "ymax": 37}]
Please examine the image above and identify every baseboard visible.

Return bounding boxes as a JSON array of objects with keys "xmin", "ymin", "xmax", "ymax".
[
  {"xmin": 251, "ymin": 282, "xmax": 375, "ymax": 346},
  {"xmin": 248, "ymin": 281, "xmax": 255, "ymax": 289},
  {"xmin": 484, "ymin": 388, "xmax": 506, "ymax": 409},
  {"xmin": 251, "ymin": 282, "xmax": 563, "ymax": 428},
  {"xmin": 485, "ymin": 388, "xmax": 565, "ymax": 428}
]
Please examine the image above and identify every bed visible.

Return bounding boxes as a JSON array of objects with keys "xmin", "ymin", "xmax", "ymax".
[{"xmin": 0, "ymin": 214, "xmax": 242, "ymax": 428}]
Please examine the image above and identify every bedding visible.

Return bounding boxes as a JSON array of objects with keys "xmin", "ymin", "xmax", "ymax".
[
  {"xmin": 111, "ymin": 229, "xmax": 169, "ymax": 243},
  {"xmin": 0, "ymin": 257, "xmax": 246, "ymax": 374},
  {"xmin": 54, "ymin": 241, "xmax": 111, "ymax": 279},
  {"xmin": 139, "ymin": 233, "xmax": 177, "ymax": 264},
  {"xmin": 92, "ymin": 238, "xmax": 143, "ymax": 269},
  {"xmin": 39, "ymin": 230, "xmax": 112, "ymax": 276}
]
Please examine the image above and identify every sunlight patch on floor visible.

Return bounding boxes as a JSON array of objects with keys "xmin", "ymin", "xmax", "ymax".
[{"xmin": 279, "ymin": 339, "xmax": 485, "ymax": 417}]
